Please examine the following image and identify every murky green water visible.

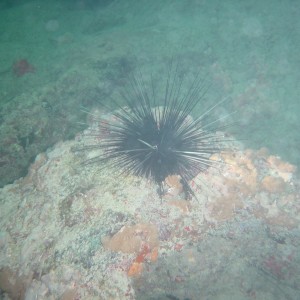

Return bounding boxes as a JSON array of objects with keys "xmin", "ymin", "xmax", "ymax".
[{"xmin": 0, "ymin": 1, "xmax": 299, "ymax": 299}]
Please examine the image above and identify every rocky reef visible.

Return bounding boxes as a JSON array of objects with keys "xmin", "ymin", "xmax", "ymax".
[{"xmin": 0, "ymin": 130, "xmax": 299, "ymax": 299}]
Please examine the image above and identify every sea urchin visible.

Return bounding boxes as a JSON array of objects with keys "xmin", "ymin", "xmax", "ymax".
[{"xmin": 82, "ymin": 62, "xmax": 230, "ymax": 198}]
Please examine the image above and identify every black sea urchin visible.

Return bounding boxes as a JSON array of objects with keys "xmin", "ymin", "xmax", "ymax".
[{"xmin": 82, "ymin": 62, "xmax": 231, "ymax": 198}]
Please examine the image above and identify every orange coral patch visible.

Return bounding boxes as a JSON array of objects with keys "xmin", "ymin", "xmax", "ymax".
[
  {"xmin": 262, "ymin": 176, "xmax": 285, "ymax": 193},
  {"xmin": 208, "ymin": 196, "xmax": 244, "ymax": 222},
  {"xmin": 265, "ymin": 213, "xmax": 298, "ymax": 229},
  {"xmin": 127, "ymin": 262, "xmax": 143, "ymax": 277},
  {"xmin": 165, "ymin": 175, "xmax": 183, "ymax": 196},
  {"xmin": 103, "ymin": 223, "xmax": 159, "ymax": 254},
  {"xmin": 267, "ymin": 155, "xmax": 296, "ymax": 173},
  {"xmin": 150, "ymin": 247, "xmax": 159, "ymax": 262},
  {"xmin": 135, "ymin": 243, "xmax": 150, "ymax": 263}
]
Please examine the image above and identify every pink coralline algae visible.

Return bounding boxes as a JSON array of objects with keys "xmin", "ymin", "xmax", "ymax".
[
  {"xmin": 12, "ymin": 59, "xmax": 35, "ymax": 77},
  {"xmin": 262, "ymin": 254, "xmax": 295, "ymax": 280}
]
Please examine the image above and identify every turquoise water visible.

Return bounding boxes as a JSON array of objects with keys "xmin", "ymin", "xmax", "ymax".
[
  {"xmin": 1, "ymin": 0, "xmax": 300, "ymax": 185},
  {"xmin": 1, "ymin": 0, "xmax": 300, "ymax": 186},
  {"xmin": 0, "ymin": 1, "xmax": 300, "ymax": 299}
]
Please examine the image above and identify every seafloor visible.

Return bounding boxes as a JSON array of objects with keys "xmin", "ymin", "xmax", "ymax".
[
  {"xmin": 1, "ymin": 124, "xmax": 300, "ymax": 299},
  {"xmin": 1, "ymin": 1, "xmax": 300, "ymax": 299}
]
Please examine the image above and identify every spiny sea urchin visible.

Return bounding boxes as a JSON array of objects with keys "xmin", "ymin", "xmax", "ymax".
[{"xmin": 81, "ymin": 61, "xmax": 232, "ymax": 198}]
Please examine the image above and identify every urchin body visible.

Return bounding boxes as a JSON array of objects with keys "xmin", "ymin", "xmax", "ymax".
[
  {"xmin": 109, "ymin": 106, "xmax": 198, "ymax": 183},
  {"xmin": 83, "ymin": 63, "xmax": 228, "ymax": 198}
]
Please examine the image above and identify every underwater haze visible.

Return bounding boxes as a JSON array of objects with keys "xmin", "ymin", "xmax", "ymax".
[{"xmin": 0, "ymin": 1, "xmax": 300, "ymax": 299}]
